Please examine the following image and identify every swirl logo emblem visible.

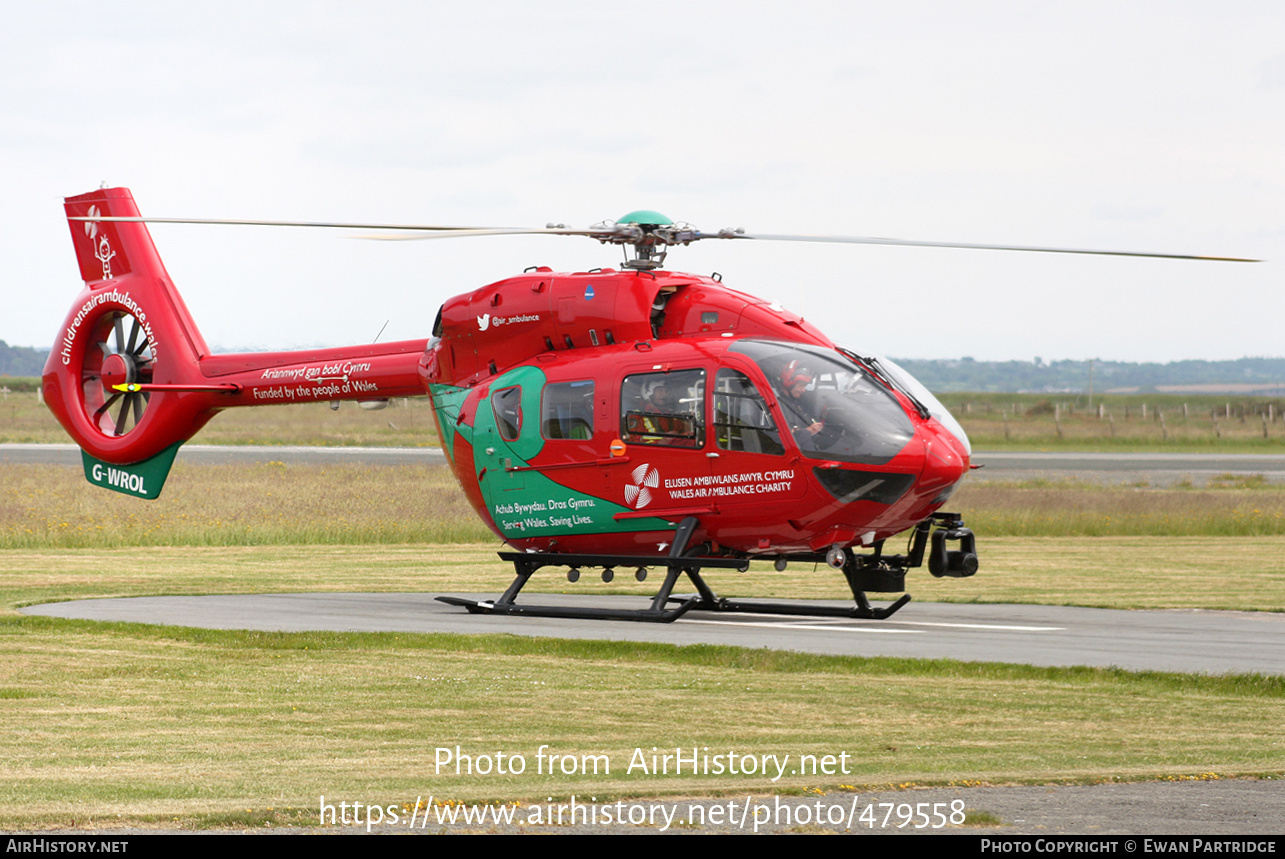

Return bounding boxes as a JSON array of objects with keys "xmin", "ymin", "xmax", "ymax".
[{"xmin": 625, "ymin": 463, "xmax": 659, "ymax": 509}]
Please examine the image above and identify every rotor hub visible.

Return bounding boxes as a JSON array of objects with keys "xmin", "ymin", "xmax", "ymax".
[
  {"xmin": 598, "ymin": 211, "xmax": 704, "ymax": 270},
  {"xmin": 100, "ymin": 351, "xmax": 136, "ymax": 393}
]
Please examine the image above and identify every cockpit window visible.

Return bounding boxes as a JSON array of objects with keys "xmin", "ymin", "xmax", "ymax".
[
  {"xmin": 713, "ymin": 369, "xmax": 783, "ymax": 455},
  {"xmin": 730, "ymin": 341, "xmax": 915, "ymax": 465}
]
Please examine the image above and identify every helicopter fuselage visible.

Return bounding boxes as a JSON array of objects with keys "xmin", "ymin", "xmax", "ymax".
[{"xmin": 420, "ymin": 267, "xmax": 970, "ymax": 557}]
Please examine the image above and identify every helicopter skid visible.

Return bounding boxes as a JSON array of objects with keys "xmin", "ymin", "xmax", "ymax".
[
  {"xmin": 436, "ymin": 594, "xmax": 703, "ymax": 624},
  {"xmin": 436, "ymin": 590, "xmax": 911, "ymax": 623},
  {"xmin": 679, "ymin": 593, "xmax": 913, "ymax": 620},
  {"xmin": 435, "ymin": 546, "xmax": 750, "ymax": 624},
  {"xmin": 434, "ymin": 536, "xmax": 915, "ymax": 623}
]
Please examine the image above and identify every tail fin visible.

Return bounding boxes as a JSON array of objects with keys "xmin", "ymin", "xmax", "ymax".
[
  {"xmin": 62, "ymin": 186, "xmax": 211, "ymax": 357},
  {"xmin": 68, "ymin": 188, "xmax": 163, "ymax": 286},
  {"xmin": 44, "ymin": 187, "xmax": 218, "ymax": 467}
]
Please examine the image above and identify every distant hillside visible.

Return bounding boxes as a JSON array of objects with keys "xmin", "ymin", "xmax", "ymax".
[
  {"xmin": 891, "ymin": 357, "xmax": 1285, "ymax": 395},
  {"xmin": 0, "ymin": 342, "xmax": 47, "ymax": 377}
]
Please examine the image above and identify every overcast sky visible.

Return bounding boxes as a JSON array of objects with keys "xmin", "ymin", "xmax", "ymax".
[{"xmin": 3, "ymin": 1, "xmax": 1281, "ymax": 363}]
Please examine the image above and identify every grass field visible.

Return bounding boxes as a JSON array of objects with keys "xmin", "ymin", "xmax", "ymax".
[
  {"xmin": 2, "ymin": 464, "xmax": 1284, "ymax": 828},
  {"xmin": 939, "ymin": 392, "xmax": 1285, "ymax": 453},
  {"xmin": 3, "ymin": 612, "xmax": 1281, "ymax": 830},
  {"xmin": 3, "ymin": 538, "xmax": 1284, "ymax": 829}
]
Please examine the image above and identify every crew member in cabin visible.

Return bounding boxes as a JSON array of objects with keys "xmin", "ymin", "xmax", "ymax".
[{"xmin": 779, "ymin": 360, "xmax": 829, "ymax": 447}]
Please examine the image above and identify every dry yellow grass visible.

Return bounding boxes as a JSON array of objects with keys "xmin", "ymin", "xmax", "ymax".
[
  {"xmin": 950, "ymin": 394, "xmax": 1285, "ymax": 453},
  {"xmin": 953, "ymin": 479, "xmax": 1285, "ymax": 537},
  {"xmin": 0, "ymin": 462, "xmax": 491, "ymax": 548}
]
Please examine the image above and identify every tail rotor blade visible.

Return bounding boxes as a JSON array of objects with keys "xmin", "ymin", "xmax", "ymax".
[{"xmin": 126, "ymin": 317, "xmax": 141, "ymax": 356}]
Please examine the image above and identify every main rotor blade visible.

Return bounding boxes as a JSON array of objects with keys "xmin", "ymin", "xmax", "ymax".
[
  {"xmin": 70, "ymin": 215, "xmax": 625, "ymax": 241},
  {"xmin": 357, "ymin": 227, "xmax": 614, "ymax": 241},
  {"xmin": 716, "ymin": 231, "xmax": 1259, "ymax": 262},
  {"xmin": 70, "ymin": 215, "xmax": 510, "ymax": 232},
  {"xmin": 69, "ymin": 215, "xmax": 1257, "ymax": 261}
]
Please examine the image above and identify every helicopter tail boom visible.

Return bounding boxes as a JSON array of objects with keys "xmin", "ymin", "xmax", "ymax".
[{"xmin": 45, "ymin": 187, "xmax": 429, "ymax": 485}]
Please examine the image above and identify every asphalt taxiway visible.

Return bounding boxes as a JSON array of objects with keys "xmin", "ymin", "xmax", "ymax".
[{"xmin": 22, "ymin": 594, "xmax": 1285, "ymax": 676}]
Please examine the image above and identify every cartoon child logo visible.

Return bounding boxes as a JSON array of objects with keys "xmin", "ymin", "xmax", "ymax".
[{"xmin": 85, "ymin": 205, "xmax": 115, "ymax": 279}]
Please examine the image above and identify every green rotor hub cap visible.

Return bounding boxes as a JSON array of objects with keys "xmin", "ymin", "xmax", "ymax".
[{"xmin": 616, "ymin": 209, "xmax": 673, "ymax": 226}]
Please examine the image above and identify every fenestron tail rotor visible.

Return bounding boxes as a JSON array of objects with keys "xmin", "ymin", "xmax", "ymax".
[{"xmin": 81, "ymin": 310, "xmax": 153, "ymax": 437}]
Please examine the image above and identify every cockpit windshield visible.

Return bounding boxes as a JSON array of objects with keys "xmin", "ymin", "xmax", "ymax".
[
  {"xmin": 730, "ymin": 340, "xmax": 915, "ymax": 465},
  {"xmin": 862, "ymin": 353, "xmax": 971, "ymax": 456}
]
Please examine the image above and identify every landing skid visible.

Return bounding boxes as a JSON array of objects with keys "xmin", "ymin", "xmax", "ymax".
[
  {"xmin": 674, "ymin": 592, "xmax": 913, "ymax": 621},
  {"xmin": 433, "ymin": 516, "xmax": 961, "ymax": 623},
  {"xmin": 436, "ymin": 594, "xmax": 704, "ymax": 623}
]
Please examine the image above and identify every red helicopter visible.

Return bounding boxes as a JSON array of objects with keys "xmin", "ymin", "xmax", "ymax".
[{"xmin": 43, "ymin": 187, "xmax": 1251, "ymax": 622}]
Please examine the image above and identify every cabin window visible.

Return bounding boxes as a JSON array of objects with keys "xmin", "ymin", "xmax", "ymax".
[
  {"xmin": 541, "ymin": 380, "xmax": 595, "ymax": 440},
  {"xmin": 713, "ymin": 369, "xmax": 783, "ymax": 455},
  {"xmin": 620, "ymin": 369, "xmax": 705, "ymax": 448},
  {"xmin": 490, "ymin": 386, "xmax": 522, "ymax": 441}
]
